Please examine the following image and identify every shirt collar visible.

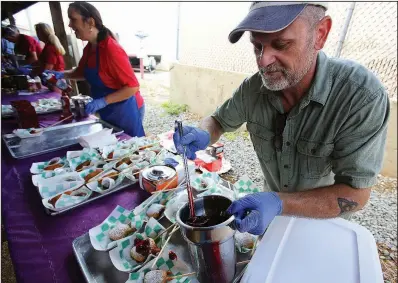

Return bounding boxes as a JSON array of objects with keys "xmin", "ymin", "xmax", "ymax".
[{"xmin": 306, "ymin": 51, "xmax": 332, "ymax": 106}]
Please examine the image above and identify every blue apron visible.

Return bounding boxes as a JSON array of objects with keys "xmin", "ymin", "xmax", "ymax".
[{"xmin": 83, "ymin": 46, "xmax": 145, "ymax": 137}]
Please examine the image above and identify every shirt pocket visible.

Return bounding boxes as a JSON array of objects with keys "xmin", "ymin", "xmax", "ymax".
[
  {"xmin": 296, "ymin": 139, "xmax": 334, "ymax": 179},
  {"xmin": 246, "ymin": 122, "xmax": 276, "ymax": 163}
]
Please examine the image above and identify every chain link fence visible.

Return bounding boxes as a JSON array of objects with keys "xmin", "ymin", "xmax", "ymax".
[
  {"xmin": 325, "ymin": 2, "xmax": 397, "ymax": 101},
  {"xmin": 178, "ymin": 2, "xmax": 397, "ymax": 100}
]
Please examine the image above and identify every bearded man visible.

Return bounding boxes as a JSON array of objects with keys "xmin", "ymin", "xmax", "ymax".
[{"xmin": 173, "ymin": 2, "xmax": 390, "ymax": 235}]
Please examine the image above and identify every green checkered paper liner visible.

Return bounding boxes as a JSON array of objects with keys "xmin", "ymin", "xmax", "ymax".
[
  {"xmin": 164, "ymin": 191, "xmax": 188, "ymax": 223},
  {"xmin": 133, "ymin": 191, "xmax": 172, "ymax": 216},
  {"xmin": 201, "ymin": 171, "xmax": 220, "ymax": 182},
  {"xmin": 89, "ymin": 205, "xmax": 136, "ymax": 251},
  {"xmin": 38, "ymin": 179, "xmax": 84, "ymax": 199},
  {"xmin": 121, "ymin": 160, "xmax": 150, "ymax": 181},
  {"xmin": 141, "ymin": 150, "xmax": 157, "ymax": 164},
  {"xmin": 234, "ymin": 231, "xmax": 258, "ymax": 253},
  {"xmin": 190, "ymin": 172, "xmax": 220, "ymax": 192},
  {"xmin": 109, "ymin": 217, "xmax": 166, "ymax": 272},
  {"xmin": 101, "ymin": 145, "xmax": 131, "ymax": 160},
  {"xmin": 36, "ymin": 172, "xmax": 85, "ymax": 198},
  {"xmin": 86, "ymin": 169, "xmax": 125, "ymax": 194},
  {"xmin": 31, "ymin": 168, "xmax": 72, "ymax": 186},
  {"xmin": 66, "ymin": 149, "xmax": 101, "ymax": 171},
  {"xmin": 78, "ymin": 164, "xmax": 106, "ymax": 179},
  {"xmin": 42, "ymin": 187, "xmax": 92, "ymax": 211},
  {"xmin": 66, "ymin": 148, "xmax": 100, "ymax": 160},
  {"xmin": 116, "ymin": 159, "xmax": 149, "ymax": 172},
  {"xmin": 30, "ymin": 157, "xmax": 68, "ymax": 174},
  {"xmin": 126, "ymin": 136, "xmax": 157, "ymax": 148},
  {"xmin": 233, "ymin": 175, "xmax": 261, "ymax": 199},
  {"xmin": 126, "ymin": 246, "xmax": 192, "ymax": 283},
  {"xmin": 197, "ymin": 183, "xmax": 235, "ymax": 200}
]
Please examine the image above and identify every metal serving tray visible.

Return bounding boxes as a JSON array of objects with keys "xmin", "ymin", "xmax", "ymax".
[
  {"xmin": 44, "ymin": 177, "xmax": 138, "ymax": 216},
  {"xmin": 2, "ymin": 119, "xmax": 123, "ymax": 159},
  {"xmin": 73, "ymin": 217, "xmax": 250, "ymax": 283}
]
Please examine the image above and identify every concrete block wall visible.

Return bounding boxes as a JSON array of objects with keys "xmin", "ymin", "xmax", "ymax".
[{"xmin": 170, "ymin": 64, "xmax": 250, "ymax": 117}]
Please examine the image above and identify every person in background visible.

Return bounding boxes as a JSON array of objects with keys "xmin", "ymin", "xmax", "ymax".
[
  {"xmin": 1, "ymin": 27, "xmax": 15, "ymax": 55},
  {"xmin": 57, "ymin": 2, "xmax": 145, "ymax": 137},
  {"xmin": 1, "ymin": 27, "xmax": 15, "ymax": 69},
  {"xmin": 3, "ymin": 25, "xmax": 42, "ymax": 65},
  {"xmin": 173, "ymin": 2, "xmax": 389, "ymax": 235},
  {"xmin": 32, "ymin": 23, "xmax": 65, "ymax": 75}
]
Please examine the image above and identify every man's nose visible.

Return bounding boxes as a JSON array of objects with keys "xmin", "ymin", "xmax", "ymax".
[{"xmin": 257, "ymin": 47, "xmax": 277, "ymax": 68}]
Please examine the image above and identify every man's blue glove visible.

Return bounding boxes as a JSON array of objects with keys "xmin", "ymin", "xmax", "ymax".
[
  {"xmin": 17, "ymin": 66, "xmax": 32, "ymax": 75},
  {"xmin": 85, "ymin": 97, "xmax": 108, "ymax": 114},
  {"xmin": 227, "ymin": 192, "xmax": 283, "ymax": 235},
  {"xmin": 173, "ymin": 125, "xmax": 210, "ymax": 160},
  {"xmin": 164, "ymin": 158, "xmax": 179, "ymax": 168}
]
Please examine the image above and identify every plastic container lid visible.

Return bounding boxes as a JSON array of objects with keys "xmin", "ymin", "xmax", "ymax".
[{"xmin": 241, "ymin": 216, "xmax": 383, "ymax": 283}]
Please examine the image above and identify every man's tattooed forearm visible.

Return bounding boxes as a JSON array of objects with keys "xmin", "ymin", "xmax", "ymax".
[{"xmin": 337, "ymin": 198, "xmax": 358, "ymax": 215}]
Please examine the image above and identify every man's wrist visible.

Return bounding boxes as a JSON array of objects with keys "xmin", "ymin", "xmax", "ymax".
[{"xmin": 276, "ymin": 192, "xmax": 289, "ymax": 215}]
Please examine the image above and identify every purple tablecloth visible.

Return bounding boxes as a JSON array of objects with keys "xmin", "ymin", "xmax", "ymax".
[
  {"xmin": 1, "ymin": 108, "xmax": 150, "ymax": 282},
  {"xmin": 1, "ymin": 89, "xmax": 58, "ymax": 105},
  {"xmin": 2, "ymin": 90, "xmax": 64, "ymax": 132}
]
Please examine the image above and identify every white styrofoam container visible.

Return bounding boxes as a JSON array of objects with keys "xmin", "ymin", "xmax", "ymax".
[{"xmin": 241, "ymin": 216, "xmax": 383, "ymax": 283}]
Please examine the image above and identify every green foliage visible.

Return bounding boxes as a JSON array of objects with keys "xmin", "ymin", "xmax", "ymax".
[{"xmin": 161, "ymin": 101, "xmax": 188, "ymax": 115}]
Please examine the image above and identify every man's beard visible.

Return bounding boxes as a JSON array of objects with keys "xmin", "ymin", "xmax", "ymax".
[{"xmin": 259, "ymin": 38, "xmax": 316, "ymax": 91}]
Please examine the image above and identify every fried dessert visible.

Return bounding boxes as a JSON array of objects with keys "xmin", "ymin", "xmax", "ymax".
[
  {"xmin": 116, "ymin": 157, "xmax": 132, "ymax": 168},
  {"xmin": 144, "ymin": 270, "xmax": 169, "ymax": 283},
  {"xmin": 98, "ymin": 172, "xmax": 119, "ymax": 190},
  {"xmin": 200, "ymin": 180, "xmax": 208, "ymax": 189},
  {"xmin": 235, "ymin": 232, "xmax": 255, "ymax": 249},
  {"xmin": 108, "ymin": 223, "xmax": 135, "ymax": 241},
  {"xmin": 84, "ymin": 169, "xmax": 103, "ymax": 182},
  {"xmin": 49, "ymin": 194, "xmax": 63, "ymax": 207},
  {"xmin": 48, "ymin": 157, "xmax": 61, "ymax": 165},
  {"xmin": 146, "ymin": 204, "xmax": 165, "ymax": 219},
  {"xmin": 130, "ymin": 238, "xmax": 160, "ymax": 262},
  {"xmin": 29, "ymin": 129, "xmax": 41, "ymax": 134},
  {"xmin": 44, "ymin": 163, "xmax": 64, "ymax": 171},
  {"xmin": 76, "ymin": 160, "xmax": 91, "ymax": 171},
  {"xmin": 98, "ymin": 172, "xmax": 118, "ymax": 185},
  {"xmin": 48, "ymin": 190, "xmax": 87, "ymax": 207}
]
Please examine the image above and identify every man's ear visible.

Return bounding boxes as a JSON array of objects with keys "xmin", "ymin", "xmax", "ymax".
[{"xmin": 315, "ymin": 16, "xmax": 332, "ymax": 50}]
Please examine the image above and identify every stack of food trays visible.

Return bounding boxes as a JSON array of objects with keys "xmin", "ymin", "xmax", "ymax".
[
  {"xmin": 86, "ymin": 191, "xmax": 194, "ymax": 283},
  {"xmin": 73, "ymin": 172, "xmax": 260, "ymax": 283},
  {"xmin": 30, "ymin": 136, "xmax": 162, "ymax": 215}
]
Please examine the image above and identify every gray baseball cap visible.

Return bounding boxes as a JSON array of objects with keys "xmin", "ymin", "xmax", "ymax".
[{"xmin": 229, "ymin": 2, "xmax": 328, "ymax": 43}]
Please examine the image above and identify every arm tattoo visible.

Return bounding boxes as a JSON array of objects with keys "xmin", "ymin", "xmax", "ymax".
[{"xmin": 337, "ymin": 198, "xmax": 358, "ymax": 215}]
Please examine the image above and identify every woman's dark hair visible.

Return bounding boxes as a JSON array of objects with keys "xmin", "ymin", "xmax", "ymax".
[
  {"xmin": 3, "ymin": 25, "xmax": 19, "ymax": 37},
  {"xmin": 69, "ymin": 1, "xmax": 115, "ymax": 42}
]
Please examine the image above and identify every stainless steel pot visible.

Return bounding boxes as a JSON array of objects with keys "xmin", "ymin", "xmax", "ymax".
[
  {"xmin": 176, "ymin": 195, "xmax": 236, "ymax": 283},
  {"xmin": 71, "ymin": 95, "xmax": 93, "ymax": 118}
]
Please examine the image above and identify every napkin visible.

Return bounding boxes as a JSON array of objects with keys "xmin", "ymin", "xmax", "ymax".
[{"xmin": 78, "ymin": 128, "xmax": 118, "ymax": 148}]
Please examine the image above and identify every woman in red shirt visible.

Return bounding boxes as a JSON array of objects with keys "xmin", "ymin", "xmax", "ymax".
[
  {"xmin": 60, "ymin": 2, "xmax": 145, "ymax": 137},
  {"xmin": 3, "ymin": 25, "xmax": 42, "ymax": 65},
  {"xmin": 34, "ymin": 23, "xmax": 65, "ymax": 74}
]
